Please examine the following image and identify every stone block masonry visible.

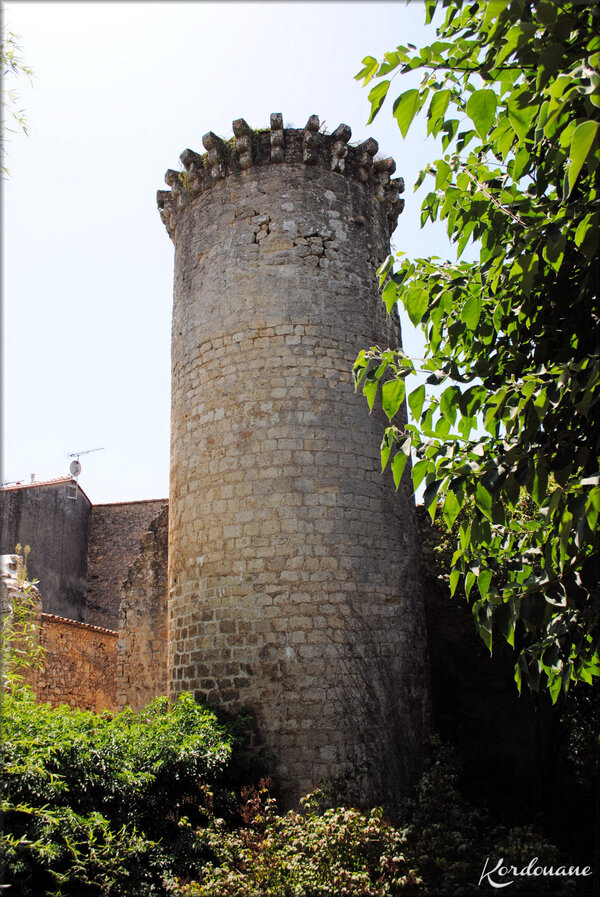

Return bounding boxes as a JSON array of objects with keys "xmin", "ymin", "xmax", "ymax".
[
  {"xmin": 1, "ymin": 554, "xmax": 117, "ymax": 712},
  {"xmin": 159, "ymin": 114, "xmax": 431, "ymax": 812},
  {"xmin": 87, "ymin": 499, "xmax": 168, "ymax": 629},
  {"xmin": 30, "ymin": 614, "xmax": 117, "ymax": 712},
  {"xmin": 118, "ymin": 506, "xmax": 168, "ymax": 711}
]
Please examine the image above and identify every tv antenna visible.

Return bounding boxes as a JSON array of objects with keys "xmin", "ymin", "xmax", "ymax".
[{"xmin": 66, "ymin": 447, "xmax": 105, "ymax": 499}]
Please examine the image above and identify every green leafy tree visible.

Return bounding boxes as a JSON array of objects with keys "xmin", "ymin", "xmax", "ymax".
[
  {"xmin": 0, "ymin": 691, "xmax": 238, "ymax": 894},
  {"xmin": 1, "ymin": 29, "xmax": 33, "ymax": 175},
  {"xmin": 353, "ymin": 0, "xmax": 600, "ymax": 700}
]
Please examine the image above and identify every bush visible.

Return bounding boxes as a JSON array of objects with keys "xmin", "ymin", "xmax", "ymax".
[
  {"xmin": 1, "ymin": 691, "xmax": 586, "ymax": 896},
  {"xmin": 402, "ymin": 737, "xmax": 579, "ymax": 896},
  {"xmin": 179, "ymin": 781, "xmax": 422, "ymax": 897},
  {"xmin": 0, "ymin": 689, "xmax": 239, "ymax": 895}
]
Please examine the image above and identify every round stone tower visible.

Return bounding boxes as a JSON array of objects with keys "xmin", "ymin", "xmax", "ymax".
[{"xmin": 157, "ymin": 114, "xmax": 430, "ymax": 810}]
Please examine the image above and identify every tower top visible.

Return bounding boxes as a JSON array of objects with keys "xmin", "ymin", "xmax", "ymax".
[{"xmin": 157, "ymin": 113, "xmax": 405, "ymax": 239}]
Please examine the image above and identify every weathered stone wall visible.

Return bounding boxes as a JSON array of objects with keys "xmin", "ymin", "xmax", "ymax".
[
  {"xmin": 0, "ymin": 479, "xmax": 91, "ymax": 621},
  {"xmin": 29, "ymin": 614, "xmax": 118, "ymax": 712},
  {"xmin": 1, "ymin": 553, "xmax": 116, "ymax": 713},
  {"xmin": 117, "ymin": 506, "xmax": 168, "ymax": 711},
  {"xmin": 87, "ymin": 499, "xmax": 168, "ymax": 629},
  {"xmin": 160, "ymin": 115, "xmax": 430, "ymax": 810}
]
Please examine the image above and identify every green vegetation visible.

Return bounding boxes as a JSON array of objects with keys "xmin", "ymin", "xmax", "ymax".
[
  {"xmin": 353, "ymin": 0, "xmax": 600, "ymax": 700},
  {"xmin": 0, "ymin": 690, "xmax": 237, "ymax": 894},
  {"xmin": 2, "ymin": 690, "xmax": 579, "ymax": 896},
  {"xmin": 0, "ymin": 548, "xmax": 44, "ymax": 695},
  {"xmin": 0, "ymin": 578, "xmax": 586, "ymax": 895},
  {"xmin": 1, "ymin": 30, "xmax": 33, "ymax": 176}
]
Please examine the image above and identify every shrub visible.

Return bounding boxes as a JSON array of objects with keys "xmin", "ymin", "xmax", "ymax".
[
  {"xmin": 402, "ymin": 737, "xmax": 578, "ymax": 896},
  {"xmin": 178, "ymin": 781, "xmax": 422, "ymax": 897},
  {"xmin": 0, "ymin": 690, "xmax": 238, "ymax": 895},
  {"xmin": 0, "ymin": 690, "xmax": 585, "ymax": 896}
]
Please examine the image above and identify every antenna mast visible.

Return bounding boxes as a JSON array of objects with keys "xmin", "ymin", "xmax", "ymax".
[{"xmin": 66, "ymin": 447, "xmax": 105, "ymax": 500}]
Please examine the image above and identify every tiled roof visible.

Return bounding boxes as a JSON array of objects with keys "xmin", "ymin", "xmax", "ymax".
[
  {"xmin": 0, "ymin": 476, "xmax": 92, "ymax": 504},
  {"xmin": 1, "ymin": 475, "xmax": 73, "ymax": 491},
  {"xmin": 40, "ymin": 612, "xmax": 118, "ymax": 636}
]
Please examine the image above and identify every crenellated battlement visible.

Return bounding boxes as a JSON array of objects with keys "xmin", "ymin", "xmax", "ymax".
[{"xmin": 157, "ymin": 113, "xmax": 405, "ymax": 238}]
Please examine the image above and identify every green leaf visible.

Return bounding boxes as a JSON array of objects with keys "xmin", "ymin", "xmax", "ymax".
[
  {"xmin": 427, "ymin": 89, "xmax": 451, "ymax": 136},
  {"xmin": 355, "ymin": 55, "xmax": 379, "ymax": 83},
  {"xmin": 377, "ymin": 254, "xmax": 394, "ymax": 284},
  {"xmin": 381, "ymin": 433, "xmax": 392, "ymax": 472},
  {"xmin": 382, "ymin": 280, "xmax": 398, "ymax": 314},
  {"xmin": 548, "ymin": 674, "xmax": 562, "ymax": 704},
  {"xmin": 574, "ymin": 212, "xmax": 599, "ymax": 262},
  {"xmin": 449, "ymin": 568, "xmax": 460, "ymax": 597},
  {"xmin": 411, "ymin": 459, "xmax": 430, "ymax": 491},
  {"xmin": 381, "ymin": 378, "xmax": 406, "ymax": 421},
  {"xmin": 483, "ymin": 0, "xmax": 509, "ymax": 30},
  {"xmin": 353, "ymin": 356, "xmax": 369, "ymax": 390},
  {"xmin": 461, "ymin": 294, "xmax": 482, "ymax": 331},
  {"xmin": 435, "ymin": 416, "xmax": 451, "ymax": 438},
  {"xmin": 531, "ymin": 465, "xmax": 548, "ymax": 507},
  {"xmin": 363, "ymin": 377, "xmax": 378, "ymax": 411},
  {"xmin": 512, "ymin": 146, "xmax": 531, "ymax": 181},
  {"xmin": 404, "ymin": 286, "xmax": 429, "ymax": 326},
  {"xmin": 495, "ymin": 602, "xmax": 515, "ymax": 647},
  {"xmin": 515, "ymin": 655, "xmax": 531, "ymax": 694},
  {"xmin": 423, "ymin": 478, "xmax": 443, "ymax": 521},
  {"xmin": 391, "ymin": 451, "xmax": 408, "ymax": 489},
  {"xmin": 435, "ymin": 159, "xmax": 452, "ymax": 190},
  {"xmin": 508, "ymin": 91, "xmax": 536, "ymax": 144},
  {"xmin": 466, "ymin": 89, "xmax": 497, "ymax": 139},
  {"xmin": 443, "ymin": 490, "xmax": 461, "ymax": 528},
  {"xmin": 465, "ymin": 571, "xmax": 476, "ymax": 600},
  {"xmin": 393, "ymin": 89, "xmax": 421, "ymax": 139},
  {"xmin": 408, "ymin": 384, "xmax": 426, "ymax": 422},
  {"xmin": 475, "ymin": 601, "xmax": 493, "ymax": 652},
  {"xmin": 367, "ymin": 80, "xmax": 391, "ymax": 125},
  {"xmin": 440, "ymin": 386, "xmax": 459, "ymax": 425},
  {"xmin": 478, "ymin": 568, "xmax": 492, "ymax": 598},
  {"xmin": 536, "ymin": 43, "xmax": 565, "ymax": 92},
  {"xmin": 565, "ymin": 120, "xmax": 599, "ymax": 198},
  {"xmin": 475, "ymin": 482, "xmax": 493, "ymax": 520}
]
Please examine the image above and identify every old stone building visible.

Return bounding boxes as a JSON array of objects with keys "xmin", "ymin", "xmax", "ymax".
[
  {"xmin": 0, "ymin": 477, "xmax": 91, "ymax": 621},
  {"xmin": 1, "ymin": 113, "xmax": 433, "ymax": 811},
  {"xmin": 157, "ymin": 114, "xmax": 430, "ymax": 809},
  {"xmin": 0, "ymin": 479, "xmax": 168, "ymax": 712}
]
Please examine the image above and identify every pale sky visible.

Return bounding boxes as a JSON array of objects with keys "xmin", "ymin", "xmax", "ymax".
[{"xmin": 3, "ymin": 0, "xmax": 453, "ymax": 504}]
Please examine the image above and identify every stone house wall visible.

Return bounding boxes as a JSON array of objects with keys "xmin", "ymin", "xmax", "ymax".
[
  {"xmin": 1, "ymin": 553, "xmax": 117, "ymax": 713},
  {"xmin": 87, "ymin": 499, "xmax": 168, "ymax": 629},
  {"xmin": 117, "ymin": 506, "xmax": 168, "ymax": 711},
  {"xmin": 28, "ymin": 614, "xmax": 118, "ymax": 713},
  {"xmin": 0, "ymin": 479, "xmax": 91, "ymax": 621}
]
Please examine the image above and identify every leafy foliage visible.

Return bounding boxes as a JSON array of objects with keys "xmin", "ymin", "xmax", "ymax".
[
  {"xmin": 179, "ymin": 739, "xmax": 576, "ymax": 897},
  {"xmin": 402, "ymin": 737, "xmax": 575, "ymax": 896},
  {"xmin": 353, "ymin": 0, "xmax": 600, "ymax": 700},
  {"xmin": 0, "ymin": 547, "xmax": 45, "ymax": 695},
  {"xmin": 181, "ymin": 781, "xmax": 421, "ymax": 897},
  {"xmin": 1, "ymin": 30, "xmax": 33, "ymax": 175},
  {"xmin": 0, "ymin": 690, "xmax": 239, "ymax": 895},
  {"xmin": 0, "ymin": 691, "xmax": 581, "ymax": 896}
]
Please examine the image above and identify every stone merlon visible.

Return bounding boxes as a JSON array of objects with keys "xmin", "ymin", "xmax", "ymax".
[{"xmin": 157, "ymin": 113, "xmax": 405, "ymax": 239}]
